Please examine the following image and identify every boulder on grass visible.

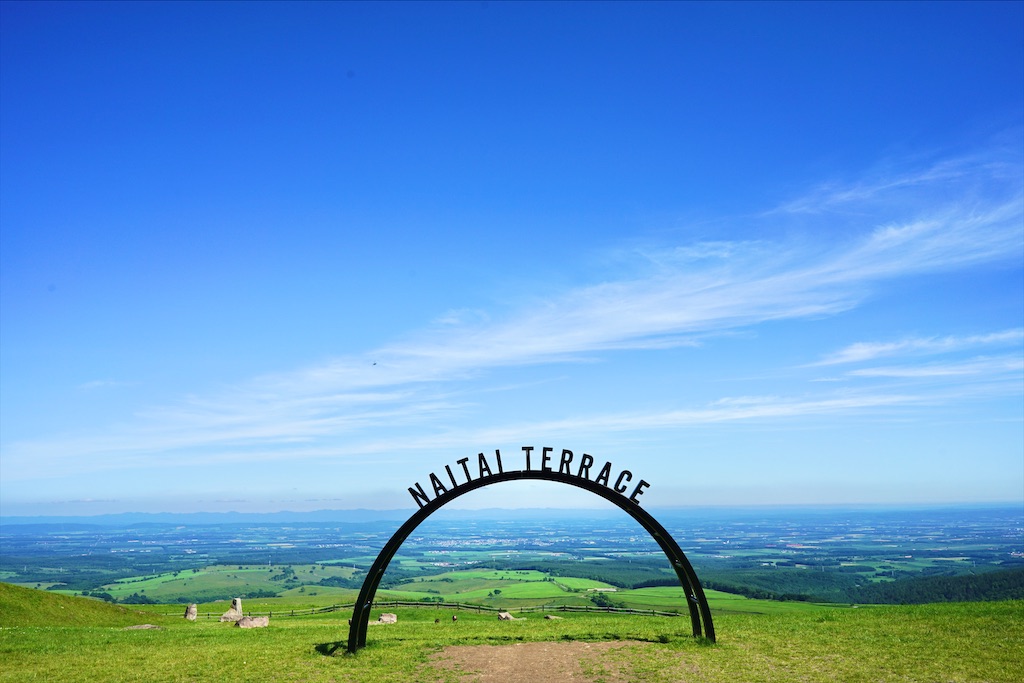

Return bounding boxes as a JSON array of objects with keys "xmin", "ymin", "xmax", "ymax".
[
  {"xmin": 377, "ymin": 613, "xmax": 398, "ymax": 624},
  {"xmin": 498, "ymin": 612, "xmax": 517, "ymax": 621},
  {"xmin": 235, "ymin": 616, "xmax": 269, "ymax": 629},
  {"xmin": 219, "ymin": 597, "xmax": 243, "ymax": 622},
  {"xmin": 184, "ymin": 603, "xmax": 197, "ymax": 621}
]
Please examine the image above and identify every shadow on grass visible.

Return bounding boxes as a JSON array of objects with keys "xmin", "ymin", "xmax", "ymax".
[{"xmin": 315, "ymin": 641, "xmax": 348, "ymax": 657}]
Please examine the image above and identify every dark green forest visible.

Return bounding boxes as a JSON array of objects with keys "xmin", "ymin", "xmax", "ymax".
[{"xmin": 848, "ymin": 567, "xmax": 1024, "ymax": 604}]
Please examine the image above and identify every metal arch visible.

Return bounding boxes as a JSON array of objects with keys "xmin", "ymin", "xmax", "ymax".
[{"xmin": 346, "ymin": 469, "xmax": 714, "ymax": 652}]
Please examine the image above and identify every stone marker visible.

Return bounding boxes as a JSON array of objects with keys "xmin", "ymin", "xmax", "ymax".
[
  {"xmin": 184, "ymin": 603, "xmax": 197, "ymax": 621},
  {"xmin": 377, "ymin": 613, "xmax": 398, "ymax": 624},
  {"xmin": 235, "ymin": 616, "xmax": 269, "ymax": 628},
  {"xmin": 219, "ymin": 597, "xmax": 243, "ymax": 622}
]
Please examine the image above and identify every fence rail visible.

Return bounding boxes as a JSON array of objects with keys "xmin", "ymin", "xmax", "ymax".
[{"xmin": 164, "ymin": 601, "xmax": 683, "ymax": 620}]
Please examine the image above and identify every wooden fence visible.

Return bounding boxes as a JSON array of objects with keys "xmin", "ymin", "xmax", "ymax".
[{"xmin": 167, "ymin": 601, "xmax": 683, "ymax": 619}]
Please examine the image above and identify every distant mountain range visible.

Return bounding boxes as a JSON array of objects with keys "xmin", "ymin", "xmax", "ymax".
[
  {"xmin": 0, "ymin": 506, "xmax": 636, "ymax": 527},
  {"xmin": 2, "ymin": 502, "xmax": 1019, "ymax": 528}
]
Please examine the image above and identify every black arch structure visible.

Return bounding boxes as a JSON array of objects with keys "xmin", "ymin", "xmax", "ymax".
[{"xmin": 347, "ymin": 469, "xmax": 714, "ymax": 653}]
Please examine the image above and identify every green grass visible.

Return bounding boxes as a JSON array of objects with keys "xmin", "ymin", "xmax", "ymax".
[
  {"xmin": 392, "ymin": 568, "xmax": 615, "ymax": 605},
  {"xmin": 1, "ymin": 582, "xmax": 1021, "ymax": 682},
  {"xmin": 553, "ymin": 576, "xmax": 615, "ymax": 590},
  {"xmin": 89, "ymin": 564, "xmax": 355, "ymax": 603},
  {"xmin": 591, "ymin": 602, "xmax": 1024, "ymax": 683},
  {"xmin": 0, "ymin": 582, "xmax": 175, "ymax": 628},
  {"xmin": 50, "ymin": 562, "xmax": 878, "ymax": 618},
  {"xmin": 622, "ymin": 586, "xmax": 835, "ymax": 615}
]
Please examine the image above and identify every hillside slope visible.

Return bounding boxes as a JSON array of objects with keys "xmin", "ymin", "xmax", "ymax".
[{"xmin": 0, "ymin": 582, "xmax": 173, "ymax": 627}]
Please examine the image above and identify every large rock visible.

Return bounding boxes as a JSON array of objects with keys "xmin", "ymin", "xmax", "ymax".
[
  {"xmin": 184, "ymin": 603, "xmax": 197, "ymax": 621},
  {"xmin": 235, "ymin": 616, "xmax": 269, "ymax": 628},
  {"xmin": 377, "ymin": 613, "xmax": 398, "ymax": 624},
  {"xmin": 219, "ymin": 597, "xmax": 243, "ymax": 622},
  {"xmin": 498, "ymin": 611, "xmax": 517, "ymax": 621}
]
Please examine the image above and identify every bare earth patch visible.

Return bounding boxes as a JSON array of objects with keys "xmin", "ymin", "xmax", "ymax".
[{"xmin": 428, "ymin": 641, "xmax": 638, "ymax": 683}]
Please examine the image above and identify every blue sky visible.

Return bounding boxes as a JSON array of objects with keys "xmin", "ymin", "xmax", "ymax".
[{"xmin": 1, "ymin": 1, "xmax": 1022, "ymax": 516}]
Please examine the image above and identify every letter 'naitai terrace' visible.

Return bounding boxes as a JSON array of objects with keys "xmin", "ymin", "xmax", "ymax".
[{"xmin": 407, "ymin": 446, "xmax": 651, "ymax": 508}]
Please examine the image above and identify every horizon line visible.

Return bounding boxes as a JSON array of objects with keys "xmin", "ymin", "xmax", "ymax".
[{"xmin": 2, "ymin": 500, "xmax": 1021, "ymax": 521}]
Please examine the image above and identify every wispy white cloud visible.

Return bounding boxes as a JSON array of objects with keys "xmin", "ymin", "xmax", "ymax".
[
  {"xmin": 5, "ymin": 344, "xmax": 1020, "ymax": 482},
  {"xmin": 850, "ymin": 355, "xmax": 1024, "ymax": 379},
  {"xmin": 770, "ymin": 148, "xmax": 1022, "ymax": 216},
  {"xmin": 235, "ymin": 149, "xmax": 1018, "ymax": 396},
  {"xmin": 814, "ymin": 329, "xmax": 1024, "ymax": 366},
  {"xmin": 375, "ymin": 211, "xmax": 1018, "ymax": 377},
  {"xmin": 2, "ymin": 146, "xmax": 1021, "ymax": 479},
  {"xmin": 0, "ymin": 387, "xmax": 945, "ymax": 480},
  {"xmin": 78, "ymin": 379, "xmax": 135, "ymax": 391}
]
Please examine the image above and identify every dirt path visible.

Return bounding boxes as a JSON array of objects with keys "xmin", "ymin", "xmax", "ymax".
[{"xmin": 428, "ymin": 641, "xmax": 638, "ymax": 682}]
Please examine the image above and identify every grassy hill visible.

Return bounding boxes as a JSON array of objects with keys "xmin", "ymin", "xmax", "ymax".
[
  {"xmin": 0, "ymin": 582, "xmax": 174, "ymax": 628},
  {"xmin": 1, "ymin": 582, "xmax": 1021, "ymax": 682}
]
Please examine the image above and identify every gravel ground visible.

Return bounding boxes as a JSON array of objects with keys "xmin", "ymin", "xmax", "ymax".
[{"xmin": 428, "ymin": 641, "xmax": 638, "ymax": 682}]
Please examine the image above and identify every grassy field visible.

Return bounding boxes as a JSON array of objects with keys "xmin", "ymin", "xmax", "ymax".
[
  {"xmin": 137, "ymin": 576, "xmax": 837, "ymax": 618},
  {"xmin": 65, "ymin": 561, "xmax": 862, "ymax": 619},
  {"xmin": 113, "ymin": 585, "xmax": 830, "ymax": 620},
  {"xmin": 1, "ymin": 582, "xmax": 1021, "ymax": 682},
  {"xmin": 92, "ymin": 564, "xmax": 358, "ymax": 603}
]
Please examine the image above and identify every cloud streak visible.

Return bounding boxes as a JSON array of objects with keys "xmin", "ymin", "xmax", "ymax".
[
  {"xmin": 814, "ymin": 330, "xmax": 1024, "ymax": 366},
  {"xmin": 2, "ymin": 147, "xmax": 1021, "ymax": 480},
  {"xmin": 0, "ymin": 386, "xmax": 956, "ymax": 479},
  {"xmin": 849, "ymin": 355, "xmax": 1024, "ymax": 379},
  {"xmin": 370, "ymin": 149, "xmax": 1022, "ymax": 381}
]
